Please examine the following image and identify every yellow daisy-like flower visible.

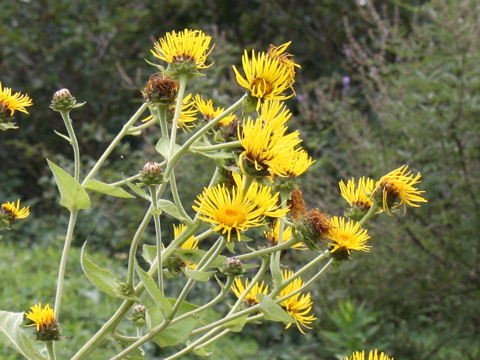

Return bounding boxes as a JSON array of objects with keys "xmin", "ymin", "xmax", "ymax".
[
  {"xmin": 267, "ymin": 42, "xmax": 300, "ymax": 85},
  {"xmin": 238, "ymin": 116, "xmax": 301, "ymax": 176},
  {"xmin": 25, "ymin": 303, "xmax": 56, "ymax": 332},
  {"xmin": 233, "ymin": 50, "xmax": 294, "ymax": 109},
  {"xmin": 327, "ymin": 216, "xmax": 370, "ymax": 255},
  {"xmin": 192, "ymin": 173, "xmax": 288, "ymax": 241},
  {"xmin": 339, "ymin": 177, "xmax": 375, "ymax": 210},
  {"xmin": 173, "ymin": 93, "xmax": 198, "ymax": 131},
  {"xmin": 344, "ymin": 350, "xmax": 394, "ymax": 360},
  {"xmin": 1, "ymin": 199, "xmax": 30, "ymax": 219},
  {"xmin": 268, "ymin": 147, "xmax": 315, "ymax": 178},
  {"xmin": 193, "ymin": 94, "xmax": 236, "ymax": 126},
  {"xmin": 151, "ymin": 29, "xmax": 214, "ymax": 71},
  {"xmin": 257, "ymin": 100, "xmax": 292, "ymax": 128},
  {"xmin": 231, "ymin": 277, "xmax": 269, "ymax": 306},
  {"xmin": 375, "ymin": 165, "xmax": 427, "ymax": 215},
  {"xmin": 174, "ymin": 223, "xmax": 199, "ymax": 269},
  {"xmin": 277, "ymin": 270, "xmax": 316, "ymax": 334},
  {"xmin": 265, "ymin": 220, "xmax": 306, "ymax": 250},
  {"xmin": 0, "ymin": 82, "xmax": 33, "ymax": 117}
]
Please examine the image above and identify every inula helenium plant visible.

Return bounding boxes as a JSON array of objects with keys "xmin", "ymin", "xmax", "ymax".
[{"xmin": 0, "ymin": 28, "xmax": 426, "ymax": 359}]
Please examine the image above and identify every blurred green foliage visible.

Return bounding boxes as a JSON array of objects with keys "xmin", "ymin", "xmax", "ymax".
[{"xmin": 1, "ymin": 0, "xmax": 479, "ymax": 359}]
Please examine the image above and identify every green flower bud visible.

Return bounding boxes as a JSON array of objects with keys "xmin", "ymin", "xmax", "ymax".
[
  {"xmin": 220, "ymin": 257, "xmax": 245, "ymax": 276},
  {"xmin": 50, "ymin": 88, "xmax": 77, "ymax": 112},
  {"xmin": 140, "ymin": 161, "xmax": 164, "ymax": 185}
]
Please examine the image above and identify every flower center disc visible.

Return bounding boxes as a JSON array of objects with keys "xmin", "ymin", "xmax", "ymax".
[
  {"xmin": 217, "ymin": 207, "xmax": 246, "ymax": 227},
  {"xmin": 251, "ymin": 78, "xmax": 273, "ymax": 96}
]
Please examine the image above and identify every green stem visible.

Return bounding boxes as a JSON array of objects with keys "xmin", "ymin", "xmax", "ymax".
[
  {"xmin": 127, "ymin": 118, "xmax": 156, "ymax": 134},
  {"xmin": 81, "ymin": 102, "xmax": 148, "ymax": 185},
  {"xmin": 45, "ymin": 341, "xmax": 56, "ymax": 360},
  {"xmin": 236, "ymin": 236, "xmax": 299, "ymax": 260},
  {"xmin": 60, "ymin": 111, "xmax": 80, "ymax": 181},
  {"xmin": 156, "ymin": 105, "xmax": 169, "ymax": 137},
  {"xmin": 108, "ymin": 172, "xmax": 144, "ymax": 187},
  {"xmin": 168, "ymin": 75, "xmax": 187, "ymax": 161},
  {"xmin": 54, "ymin": 209, "xmax": 78, "ymax": 320},
  {"xmin": 169, "ymin": 170, "xmax": 193, "ymax": 224},
  {"xmin": 358, "ymin": 203, "xmax": 379, "ymax": 226},
  {"xmin": 149, "ymin": 185, "xmax": 163, "ymax": 292},
  {"xmin": 191, "ymin": 140, "xmax": 241, "ymax": 152}
]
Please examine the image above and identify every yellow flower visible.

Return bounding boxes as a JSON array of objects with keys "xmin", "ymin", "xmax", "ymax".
[
  {"xmin": 25, "ymin": 303, "xmax": 60, "ymax": 341},
  {"xmin": 267, "ymin": 42, "xmax": 300, "ymax": 85},
  {"xmin": 151, "ymin": 29, "xmax": 214, "ymax": 71},
  {"xmin": 265, "ymin": 220, "xmax": 306, "ymax": 250},
  {"xmin": 238, "ymin": 116, "xmax": 302, "ymax": 177},
  {"xmin": 328, "ymin": 216, "xmax": 370, "ymax": 255},
  {"xmin": 1, "ymin": 199, "xmax": 30, "ymax": 219},
  {"xmin": 339, "ymin": 177, "xmax": 375, "ymax": 210},
  {"xmin": 233, "ymin": 50, "xmax": 294, "ymax": 109},
  {"xmin": 231, "ymin": 277, "xmax": 269, "ymax": 306},
  {"xmin": 257, "ymin": 100, "xmax": 292, "ymax": 128},
  {"xmin": 174, "ymin": 223, "xmax": 199, "ymax": 269},
  {"xmin": 267, "ymin": 147, "xmax": 314, "ymax": 178},
  {"xmin": 193, "ymin": 94, "xmax": 236, "ymax": 126},
  {"xmin": 375, "ymin": 165, "xmax": 427, "ymax": 215},
  {"xmin": 192, "ymin": 173, "xmax": 288, "ymax": 241},
  {"xmin": 173, "ymin": 93, "xmax": 198, "ymax": 131},
  {"xmin": 277, "ymin": 270, "xmax": 316, "ymax": 334},
  {"xmin": 0, "ymin": 82, "xmax": 33, "ymax": 117},
  {"xmin": 343, "ymin": 350, "xmax": 394, "ymax": 360}
]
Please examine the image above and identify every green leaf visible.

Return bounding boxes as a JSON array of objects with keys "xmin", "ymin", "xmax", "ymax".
[
  {"xmin": 80, "ymin": 243, "xmax": 135, "ymax": 300},
  {"xmin": 135, "ymin": 265, "xmax": 172, "ymax": 317},
  {"xmin": 53, "ymin": 129, "xmax": 71, "ymax": 142},
  {"xmin": 225, "ymin": 314, "xmax": 249, "ymax": 332},
  {"xmin": 142, "ymin": 245, "xmax": 157, "ymax": 266},
  {"xmin": 0, "ymin": 311, "xmax": 47, "ymax": 360},
  {"xmin": 190, "ymin": 148, "xmax": 235, "ymax": 160},
  {"xmin": 184, "ymin": 268, "xmax": 216, "ymax": 282},
  {"xmin": 157, "ymin": 200, "xmax": 187, "ymax": 222},
  {"xmin": 125, "ymin": 180, "xmax": 150, "ymax": 201},
  {"xmin": 146, "ymin": 300, "xmax": 199, "ymax": 347},
  {"xmin": 47, "ymin": 159, "xmax": 91, "ymax": 210},
  {"xmin": 84, "ymin": 179, "xmax": 135, "ymax": 199},
  {"xmin": 174, "ymin": 249, "xmax": 227, "ymax": 269},
  {"xmin": 258, "ymin": 295, "xmax": 294, "ymax": 324},
  {"xmin": 155, "ymin": 136, "xmax": 181, "ymax": 159}
]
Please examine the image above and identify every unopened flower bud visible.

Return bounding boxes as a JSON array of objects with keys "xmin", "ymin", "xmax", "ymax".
[
  {"xmin": 140, "ymin": 161, "xmax": 164, "ymax": 185},
  {"xmin": 142, "ymin": 73, "xmax": 178, "ymax": 105},
  {"xmin": 130, "ymin": 304, "xmax": 147, "ymax": 322},
  {"xmin": 50, "ymin": 88, "xmax": 77, "ymax": 112},
  {"xmin": 220, "ymin": 257, "xmax": 245, "ymax": 276}
]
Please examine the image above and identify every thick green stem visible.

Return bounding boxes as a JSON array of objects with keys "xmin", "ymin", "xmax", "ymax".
[
  {"xmin": 54, "ymin": 209, "xmax": 78, "ymax": 320},
  {"xmin": 81, "ymin": 102, "xmax": 148, "ymax": 185},
  {"xmin": 45, "ymin": 341, "xmax": 56, "ymax": 360},
  {"xmin": 60, "ymin": 111, "xmax": 80, "ymax": 181},
  {"xmin": 156, "ymin": 105, "xmax": 169, "ymax": 137},
  {"xmin": 236, "ymin": 236, "xmax": 299, "ymax": 260},
  {"xmin": 358, "ymin": 203, "xmax": 379, "ymax": 226},
  {"xmin": 149, "ymin": 185, "xmax": 163, "ymax": 292},
  {"xmin": 168, "ymin": 75, "xmax": 187, "ymax": 161},
  {"xmin": 191, "ymin": 140, "xmax": 241, "ymax": 152},
  {"xmin": 169, "ymin": 170, "xmax": 193, "ymax": 224}
]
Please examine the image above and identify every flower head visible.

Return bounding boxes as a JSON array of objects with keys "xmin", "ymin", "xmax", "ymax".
[
  {"xmin": 171, "ymin": 93, "xmax": 198, "ymax": 131},
  {"xmin": 151, "ymin": 29, "xmax": 214, "ymax": 74},
  {"xmin": 233, "ymin": 50, "xmax": 294, "ymax": 109},
  {"xmin": 193, "ymin": 94, "xmax": 236, "ymax": 126},
  {"xmin": 277, "ymin": 270, "xmax": 316, "ymax": 334},
  {"xmin": 328, "ymin": 216, "xmax": 370, "ymax": 258},
  {"xmin": 375, "ymin": 165, "xmax": 427, "ymax": 215},
  {"xmin": 142, "ymin": 73, "xmax": 179, "ymax": 105},
  {"xmin": 192, "ymin": 173, "xmax": 288, "ymax": 241},
  {"xmin": 1, "ymin": 199, "xmax": 30, "ymax": 220},
  {"xmin": 344, "ymin": 350, "xmax": 394, "ymax": 360},
  {"xmin": 0, "ymin": 82, "xmax": 33, "ymax": 120},
  {"xmin": 231, "ymin": 277, "xmax": 269, "ymax": 306},
  {"xmin": 174, "ymin": 223, "xmax": 199, "ymax": 269},
  {"xmin": 339, "ymin": 177, "xmax": 375, "ymax": 210},
  {"xmin": 25, "ymin": 303, "xmax": 60, "ymax": 341},
  {"xmin": 267, "ymin": 42, "xmax": 300, "ymax": 84}
]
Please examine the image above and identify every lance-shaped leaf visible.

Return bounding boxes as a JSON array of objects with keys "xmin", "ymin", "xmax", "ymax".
[
  {"xmin": 257, "ymin": 294, "xmax": 294, "ymax": 324},
  {"xmin": 84, "ymin": 179, "xmax": 134, "ymax": 199},
  {"xmin": 80, "ymin": 243, "xmax": 136, "ymax": 300},
  {"xmin": 155, "ymin": 136, "xmax": 181, "ymax": 159},
  {"xmin": 142, "ymin": 245, "xmax": 157, "ymax": 267},
  {"xmin": 135, "ymin": 264, "xmax": 172, "ymax": 317},
  {"xmin": 184, "ymin": 268, "xmax": 216, "ymax": 282},
  {"xmin": 47, "ymin": 159, "xmax": 91, "ymax": 210},
  {"xmin": 0, "ymin": 311, "xmax": 47, "ymax": 360},
  {"xmin": 156, "ymin": 200, "xmax": 188, "ymax": 222}
]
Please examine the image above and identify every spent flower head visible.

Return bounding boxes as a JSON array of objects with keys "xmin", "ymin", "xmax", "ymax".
[{"xmin": 142, "ymin": 73, "xmax": 179, "ymax": 105}]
